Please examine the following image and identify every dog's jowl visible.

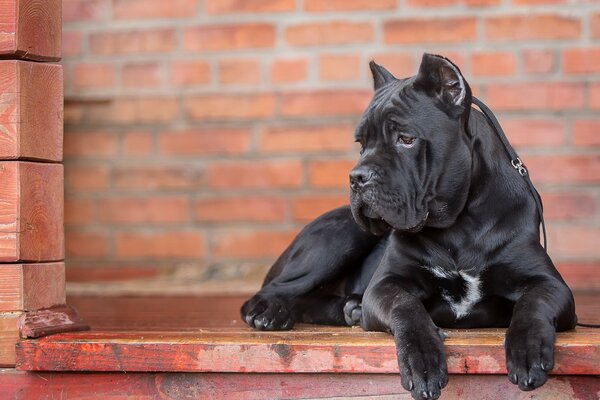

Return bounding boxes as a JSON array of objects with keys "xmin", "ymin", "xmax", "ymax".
[{"xmin": 241, "ymin": 53, "xmax": 577, "ymax": 400}]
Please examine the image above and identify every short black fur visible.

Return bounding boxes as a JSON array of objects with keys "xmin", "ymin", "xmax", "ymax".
[{"xmin": 241, "ymin": 53, "xmax": 577, "ymax": 400}]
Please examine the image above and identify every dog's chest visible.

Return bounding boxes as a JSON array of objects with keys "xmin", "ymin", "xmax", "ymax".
[{"xmin": 424, "ymin": 266, "xmax": 482, "ymax": 319}]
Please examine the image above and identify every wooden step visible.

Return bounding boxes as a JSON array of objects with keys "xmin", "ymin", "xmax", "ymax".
[
  {"xmin": 15, "ymin": 293, "xmax": 600, "ymax": 375},
  {"xmin": 1, "ymin": 370, "xmax": 599, "ymax": 399}
]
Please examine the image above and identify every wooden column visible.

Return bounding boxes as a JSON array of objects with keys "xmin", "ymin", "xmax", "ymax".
[{"xmin": 0, "ymin": 0, "xmax": 86, "ymax": 367}]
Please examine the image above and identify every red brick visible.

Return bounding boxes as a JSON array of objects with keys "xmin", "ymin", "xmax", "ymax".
[
  {"xmin": 108, "ymin": 97, "xmax": 179, "ymax": 124},
  {"xmin": 308, "ymin": 159, "xmax": 356, "ymax": 188},
  {"xmin": 113, "ymin": 166, "xmax": 204, "ymax": 191},
  {"xmin": 207, "ymin": 160, "xmax": 303, "ymax": 189},
  {"xmin": 512, "ymin": 0, "xmax": 566, "ymax": 4},
  {"xmin": 292, "ymin": 195, "xmax": 349, "ymax": 222},
  {"xmin": 485, "ymin": 83, "xmax": 584, "ymax": 110},
  {"xmin": 501, "ymin": 118, "xmax": 565, "ymax": 147},
  {"xmin": 184, "ymin": 94, "xmax": 275, "ymax": 120},
  {"xmin": 66, "ymin": 232, "xmax": 108, "ymax": 259},
  {"xmin": 484, "ymin": 15, "xmax": 581, "ymax": 41},
  {"xmin": 218, "ymin": 59, "xmax": 261, "ymax": 85},
  {"xmin": 384, "ymin": 18, "xmax": 476, "ymax": 44},
  {"xmin": 62, "ymin": 31, "xmax": 82, "ymax": 57},
  {"xmin": 158, "ymin": 129, "xmax": 251, "ymax": 156},
  {"xmin": 259, "ymin": 124, "xmax": 354, "ymax": 153},
  {"xmin": 591, "ymin": 84, "xmax": 600, "ymax": 109},
  {"xmin": 592, "ymin": 13, "xmax": 600, "ymax": 38},
  {"xmin": 90, "ymin": 29, "xmax": 176, "ymax": 55},
  {"xmin": 572, "ymin": 120, "xmax": 600, "ymax": 146},
  {"xmin": 113, "ymin": 0, "xmax": 198, "ymax": 19},
  {"xmin": 205, "ymin": 0, "xmax": 294, "ymax": 14},
  {"xmin": 64, "ymin": 132, "xmax": 118, "ymax": 159},
  {"xmin": 99, "ymin": 197, "xmax": 189, "ymax": 224},
  {"xmin": 541, "ymin": 192, "xmax": 596, "ymax": 221},
  {"xmin": 184, "ymin": 24, "xmax": 275, "ymax": 52},
  {"xmin": 194, "ymin": 196, "xmax": 286, "ymax": 223},
  {"xmin": 471, "ymin": 52, "xmax": 516, "ymax": 77},
  {"xmin": 66, "ymin": 165, "xmax": 110, "ymax": 191},
  {"xmin": 304, "ymin": 0, "xmax": 396, "ymax": 11},
  {"xmin": 122, "ymin": 62, "xmax": 162, "ymax": 87},
  {"xmin": 319, "ymin": 54, "xmax": 361, "ymax": 81},
  {"xmin": 556, "ymin": 262, "xmax": 600, "ymax": 291},
  {"xmin": 270, "ymin": 59, "xmax": 308, "ymax": 83},
  {"xmin": 522, "ymin": 50, "xmax": 555, "ymax": 74},
  {"xmin": 170, "ymin": 60, "xmax": 211, "ymax": 86},
  {"xmin": 371, "ymin": 54, "xmax": 413, "ymax": 78},
  {"xmin": 526, "ymin": 155, "xmax": 600, "ymax": 184},
  {"xmin": 407, "ymin": 0, "xmax": 499, "ymax": 5},
  {"xmin": 280, "ymin": 90, "xmax": 371, "ymax": 117},
  {"xmin": 63, "ymin": 0, "xmax": 106, "ymax": 22},
  {"xmin": 563, "ymin": 48, "xmax": 600, "ymax": 74},
  {"xmin": 72, "ymin": 63, "xmax": 114, "ymax": 89},
  {"xmin": 212, "ymin": 229, "xmax": 298, "ymax": 258},
  {"xmin": 122, "ymin": 132, "xmax": 153, "ymax": 157},
  {"xmin": 550, "ymin": 226, "xmax": 600, "ymax": 259},
  {"xmin": 65, "ymin": 198, "xmax": 95, "ymax": 226},
  {"xmin": 115, "ymin": 231, "xmax": 204, "ymax": 259},
  {"xmin": 285, "ymin": 22, "xmax": 374, "ymax": 47}
]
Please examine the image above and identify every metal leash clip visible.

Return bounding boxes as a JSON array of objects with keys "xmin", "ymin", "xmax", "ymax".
[{"xmin": 511, "ymin": 158, "xmax": 527, "ymax": 176}]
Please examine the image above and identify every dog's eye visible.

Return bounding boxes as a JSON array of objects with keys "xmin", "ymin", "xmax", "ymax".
[{"xmin": 397, "ymin": 135, "xmax": 416, "ymax": 148}]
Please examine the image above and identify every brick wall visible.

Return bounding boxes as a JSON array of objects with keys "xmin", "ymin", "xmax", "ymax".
[{"xmin": 63, "ymin": 0, "xmax": 600, "ymax": 294}]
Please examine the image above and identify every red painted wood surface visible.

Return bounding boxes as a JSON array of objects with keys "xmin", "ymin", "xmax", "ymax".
[
  {"xmin": 0, "ymin": 0, "xmax": 61, "ymax": 61},
  {"xmin": 15, "ymin": 294, "xmax": 600, "ymax": 375},
  {"xmin": 0, "ymin": 262, "xmax": 65, "ymax": 312},
  {"xmin": 1, "ymin": 370, "xmax": 599, "ymax": 400},
  {"xmin": 0, "ymin": 162, "xmax": 64, "ymax": 262},
  {"xmin": 0, "ymin": 61, "xmax": 63, "ymax": 161}
]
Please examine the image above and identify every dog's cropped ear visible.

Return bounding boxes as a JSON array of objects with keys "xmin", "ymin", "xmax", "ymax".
[
  {"xmin": 369, "ymin": 61, "xmax": 396, "ymax": 90},
  {"xmin": 414, "ymin": 53, "xmax": 472, "ymax": 119}
]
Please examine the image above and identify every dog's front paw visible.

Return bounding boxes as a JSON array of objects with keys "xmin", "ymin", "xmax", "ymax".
[
  {"xmin": 505, "ymin": 320, "xmax": 555, "ymax": 391},
  {"xmin": 395, "ymin": 325, "xmax": 448, "ymax": 400},
  {"xmin": 241, "ymin": 294, "xmax": 294, "ymax": 331},
  {"xmin": 343, "ymin": 294, "xmax": 362, "ymax": 326}
]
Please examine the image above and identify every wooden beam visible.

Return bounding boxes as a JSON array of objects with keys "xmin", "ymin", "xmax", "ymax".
[
  {"xmin": 0, "ymin": 263, "xmax": 65, "ymax": 312},
  {"xmin": 0, "ymin": 312, "xmax": 20, "ymax": 366},
  {"xmin": 0, "ymin": 371, "xmax": 598, "ymax": 399},
  {"xmin": 0, "ymin": 162, "xmax": 64, "ymax": 262},
  {"xmin": 15, "ymin": 327, "xmax": 600, "ymax": 375},
  {"xmin": 0, "ymin": 61, "xmax": 63, "ymax": 161},
  {"xmin": 0, "ymin": 0, "xmax": 61, "ymax": 61}
]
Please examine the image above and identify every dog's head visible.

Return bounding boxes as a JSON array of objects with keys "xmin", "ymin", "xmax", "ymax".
[{"xmin": 350, "ymin": 53, "xmax": 474, "ymax": 235}]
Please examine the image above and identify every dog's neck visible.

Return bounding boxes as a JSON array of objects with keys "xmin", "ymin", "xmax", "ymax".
[{"xmin": 462, "ymin": 109, "xmax": 540, "ymax": 235}]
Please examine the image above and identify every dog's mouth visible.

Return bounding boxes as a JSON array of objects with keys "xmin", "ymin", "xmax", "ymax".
[{"xmin": 353, "ymin": 203, "xmax": 429, "ymax": 235}]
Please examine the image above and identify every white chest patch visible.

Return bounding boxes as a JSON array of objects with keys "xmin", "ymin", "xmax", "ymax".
[{"xmin": 424, "ymin": 266, "xmax": 482, "ymax": 319}]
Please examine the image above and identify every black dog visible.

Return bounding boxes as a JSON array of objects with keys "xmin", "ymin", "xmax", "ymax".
[{"xmin": 241, "ymin": 53, "xmax": 577, "ymax": 400}]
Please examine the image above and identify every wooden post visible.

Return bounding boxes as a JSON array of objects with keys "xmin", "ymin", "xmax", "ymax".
[{"xmin": 0, "ymin": 0, "xmax": 86, "ymax": 367}]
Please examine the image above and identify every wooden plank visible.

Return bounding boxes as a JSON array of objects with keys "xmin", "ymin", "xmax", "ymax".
[
  {"xmin": 0, "ymin": 262, "xmax": 65, "ymax": 312},
  {"xmin": 0, "ymin": 0, "xmax": 61, "ymax": 61},
  {"xmin": 18, "ymin": 304, "xmax": 89, "ymax": 338},
  {"xmin": 0, "ymin": 162, "xmax": 64, "ymax": 262},
  {"xmin": 0, "ymin": 371, "xmax": 598, "ymax": 400},
  {"xmin": 0, "ymin": 312, "xmax": 20, "ymax": 366},
  {"xmin": 0, "ymin": 60, "xmax": 63, "ymax": 161},
  {"xmin": 15, "ymin": 326, "xmax": 600, "ymax": 374}
]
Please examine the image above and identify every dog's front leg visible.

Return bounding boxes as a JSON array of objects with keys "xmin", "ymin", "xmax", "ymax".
[
  {"xmin": 362, "ymin": 276, "xmax": 447, "ymax": 400},
  {"xmin": 505, "ymin": 276, "xmax": 576, "ymax": 391}
]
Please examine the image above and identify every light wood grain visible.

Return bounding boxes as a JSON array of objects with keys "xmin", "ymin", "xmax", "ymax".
[
  {"xmin": 0, "ymin": 0, "xmax": 61, "ymax": 61},
  {"xmin": 0, "ymin": 263, "xmax": 65, "ymax": 312},
  {"xmin": 0, "ymin": 61, "xmax": 63, "ymax": 161},
  {"xmin": 0, "ymin": 162, "xmax": 64, "ymax": 262},
  {"xmin": 0, "ymin": 312, "xmax": 20, "ymax": 366}
]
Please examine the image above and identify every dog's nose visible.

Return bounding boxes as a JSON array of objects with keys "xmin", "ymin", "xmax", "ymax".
[{"xmin": 349, "ymin": 167, "xmax": 374, "ymax": 191}]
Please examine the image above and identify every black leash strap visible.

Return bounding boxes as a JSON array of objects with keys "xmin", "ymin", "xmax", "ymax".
[{"xmin": 471, "ymin": 97, "xmax": 547, "ymax": 251}]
